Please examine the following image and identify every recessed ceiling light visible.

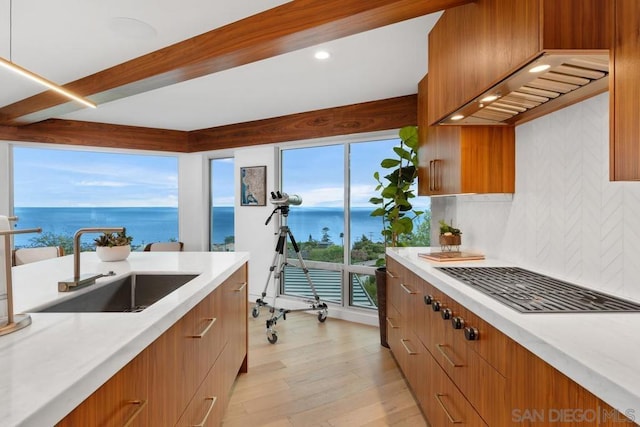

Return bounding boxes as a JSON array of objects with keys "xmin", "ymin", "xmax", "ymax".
[
  {"xmin": 529, "ymin": 64, "xmax": 551, "ymax": 73},
  {"xmin": 314, "ymin": 51, "xmax": 330, "ymax": 60},
  {"xmin": 480, "ymin": 95, "xmax": 499, "ymax": 103},
  {"xmin": 450, "ymin": 114, "xmax": 464, "ymax": 121}
]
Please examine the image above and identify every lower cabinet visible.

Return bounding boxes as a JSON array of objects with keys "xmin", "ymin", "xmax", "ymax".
[
  {"xmin": 56, "ymin": 263, "xmax": 248, "ymax": 427},
  {"xmin": 386, "ymin": 258, "xmax": 637, "ymax": 426}
]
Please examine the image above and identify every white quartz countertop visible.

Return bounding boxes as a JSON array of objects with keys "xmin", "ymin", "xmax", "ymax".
[
  {"xmin": 388, "ymin": 247, "xmax": 640, "ymax": 423},
  {"xmin": 0, "ymin": 251, "xmax": 249, "ymax": 427}
]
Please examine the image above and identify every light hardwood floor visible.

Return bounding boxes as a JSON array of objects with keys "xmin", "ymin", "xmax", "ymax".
[{"xmin": 222, "ymin": 309, "xmax": 428, "ymax": 426}]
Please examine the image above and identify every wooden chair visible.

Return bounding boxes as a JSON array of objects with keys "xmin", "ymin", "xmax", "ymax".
[
  {"xmin": 143, "ymin": 242, "xmax": 184, "ymax": 252},
  {"xmin": 13, "ymin": 246, "xmax": 65, "ymax": 266}
]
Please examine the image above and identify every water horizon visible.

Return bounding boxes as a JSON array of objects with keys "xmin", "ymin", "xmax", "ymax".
[{"xmin": 12, "ymin": 206, "xmax": 404, "ymax": 249}]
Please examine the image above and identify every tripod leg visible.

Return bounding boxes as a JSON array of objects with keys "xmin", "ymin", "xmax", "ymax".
[
  {"xmin": 287, "ymin": 230, "xmax": 328, "ymax": 322},
  {"xmin": 254, "ymin": 233, "xmax": 287, "ymax": 318},
  {"xmin": 288, "ymin": 230, "xmax": 322, "ymax": 302}
]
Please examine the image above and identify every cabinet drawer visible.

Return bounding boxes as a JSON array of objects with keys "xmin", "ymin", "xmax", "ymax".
[
  {"xmin": 57, "ymin": 350, "xmax": 149, "ymax": 427},
  {"xmin": 192, "ymin": 287, "xmax": 224, "ymax": 385},
  {"xmin": 386, "ymin": 303, "xmax": 405, "ymax": 368},
  {"xmin": 176, "ymin": 345, "xmax": 229, "ymax": 427},
  {"xmin": 422, "ymin": 278, "xmax": 508, "ymax": 376},
  {"xmin": 386, "ymin": 258, "xmax": 403, "ymax": 313},
  {"xmin": 423, "ymin": 345, "xmax": 488, "ymax": 427},
  {"xmin": 222, "ymin": 264, "xmax": 248, "ymax": 374}
]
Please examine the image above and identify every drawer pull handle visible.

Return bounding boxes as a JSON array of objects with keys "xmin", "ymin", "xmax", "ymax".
[
  {"xmin": 435, "ymin": 393, "xmax": 462, "ymax": 424},
  {"xmin": 400, "ymin": 283, "xmax": 416, "ymax": 294},
  {"xmin": 190, "ymin": 396, "xmax": 217, "ymax": 427},
  {"xmin": 401, "ymin": 339, "xmax": 417, "ymax": 355},
  {"xmin": 436, "ymin": 344, "xmax": 463, "ymax": 368},
  {"xmin": 387, "ymin": 271, "xmax": 397, "ymax": 279},
  {"xmin": 123, "ymin": 399, "xmax": 148, "ymax": 427},
  {"xmin": 235, "ymin": 282, "xmax": 247, "ymax": 292},
  {"xmin": 190, "ymin": 318, "xmax": 217, "ymax": 338},
  {"xmin": 386, "ymin": 317, "xmax": 398, "ymax": 329}
]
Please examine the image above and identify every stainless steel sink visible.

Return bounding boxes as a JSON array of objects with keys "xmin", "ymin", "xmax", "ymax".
[{"xmin": 36, "ymin": 274, "xmax": 198, "ymax": 313}]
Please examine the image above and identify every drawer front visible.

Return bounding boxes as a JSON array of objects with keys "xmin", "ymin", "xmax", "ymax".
[
  {"xmin": 386, "ymin": 303, "xmax": 405, "ymax": 369},
  {"xmin": 386, "ymin": 258, "xmax": 404, "ymax": 313},
  {"xmin": 422, "ymin": 278, "xmax": 508, "ymax": 377},
  {"xmin": 56, "ymin": 350, "xmax": 149, "ymax": 427},
  {"xmin": 176, "ymin": 345, "xmax": 229, "ymax": 427},
  {"xmin": 222, "ymin": 264, "xmax": 248, "ymax": 374},
  {"xmin": 423, "ymin": 346, "xmax": 488, "ymax": 427},
  {"xmin": 192, "ymin": 287, "xmax": 225, "ymax": 384}
]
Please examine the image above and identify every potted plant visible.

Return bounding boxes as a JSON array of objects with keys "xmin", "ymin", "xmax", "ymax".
[
  {"xmin": 94, "ymin": 229, "xmax": 133, "ymax": 262},
  {"xmin": 438, "ymin": 219, "xmax": 462, "ymax": 251},
  {"xmin": 370, "ymin": 125, "xmax": 424, "ymax": 347}
]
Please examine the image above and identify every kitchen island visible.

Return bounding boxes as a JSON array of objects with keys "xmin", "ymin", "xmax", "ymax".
[
  {"xmin": 388, "ymin": 247, "xmax": 640, "ymax": 425},
  {"xmin": 0, "ymin": 250, "xmax": 249, "ymax": 426}
]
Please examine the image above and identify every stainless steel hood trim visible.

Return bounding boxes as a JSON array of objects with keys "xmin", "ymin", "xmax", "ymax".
[{"xmin": 439, "ymin": 50, "xmax": 610, "ymax": 126}]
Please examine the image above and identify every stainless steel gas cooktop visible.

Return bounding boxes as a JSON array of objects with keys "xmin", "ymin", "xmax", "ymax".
[{"xmin": 436, "ymin": 267, "xmax": 640, "ymax": 313}]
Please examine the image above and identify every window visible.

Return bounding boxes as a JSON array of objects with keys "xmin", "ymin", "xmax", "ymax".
[
  {"xmin": 210, "ymin": 158, "xmax": 235, "ymax": 251},
  {"xmin": 12, "ymin": 147, "xmax": 178, "ymax": 253},
  {"xmin": 280, "ymin": 136, "xmax": 431, "ymax": 311}
]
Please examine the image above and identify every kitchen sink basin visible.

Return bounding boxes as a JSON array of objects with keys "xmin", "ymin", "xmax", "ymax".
[{"xmin": 36, "ymin": 274, "xmax": 199, "ymax": 313}]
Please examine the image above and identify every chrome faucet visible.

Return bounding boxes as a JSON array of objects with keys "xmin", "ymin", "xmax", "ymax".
[
  {"xmin": 58, "ymin": 227, "xmax": 123, "ymax": 292},
  {"xmin": 0, "ymin": 217, "xmax": 41, "ymax": 336}
]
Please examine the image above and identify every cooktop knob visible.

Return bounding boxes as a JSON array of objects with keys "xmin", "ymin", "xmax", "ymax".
[
  {"xmin": 441, "ymin": 308, "xmax": 452, "ymax": 320},
  {"xmin": 464, "ymin": 327, "xmax": 479, "ymax": 341},
  {"xmin": 432, "ymin": 301, "xmax": 441, "ymax": 312},
  {"xmin": 424, "ymin": 295, "xmax": 433, "ymax": 305},
  {"xmin": 452, "ymin": 316, "xmax": 465, "ymax": 329}
]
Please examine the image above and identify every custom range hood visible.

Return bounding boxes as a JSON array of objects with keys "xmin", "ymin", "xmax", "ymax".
[{"xmin": 439, "ymin": 51, "xmax": 609, "ymax": 126}]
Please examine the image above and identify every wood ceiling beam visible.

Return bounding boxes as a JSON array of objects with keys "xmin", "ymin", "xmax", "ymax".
[
  {"xmin": 188, "ymin": 95, "xmax": 417, "ymax": 151},
  {"xmin": 0, "ymin": 0, "xmax": 471, "ymax": 126},
  {"xmin": 0, "ymin": 95, "xmax": 416, "ymax": 152},
  {"xmin": 0, "ymin": 120, "xmax": 188, "ymax": 152}
]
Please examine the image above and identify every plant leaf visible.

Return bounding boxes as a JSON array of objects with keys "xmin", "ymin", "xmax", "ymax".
[{"xmin": 381, "ymin": 158, "xmax": 401, "ymax": 168}]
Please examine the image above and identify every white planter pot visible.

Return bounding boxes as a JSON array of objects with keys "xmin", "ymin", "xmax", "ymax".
[{"xmin": 96, "ymin": 245, "xmax": 131, "ymax": 262}]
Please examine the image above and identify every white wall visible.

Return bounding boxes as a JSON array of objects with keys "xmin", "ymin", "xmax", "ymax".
[
  {"xmin": 233, "ymin": 146, "xmax": 280, "ymax": 300},
  {"xmin": 436, "ymin": 92, "xmax": 640, "ymax": 301}
]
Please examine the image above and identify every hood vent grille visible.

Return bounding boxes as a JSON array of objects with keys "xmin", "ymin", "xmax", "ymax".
[{"xmin": 441, "ymin": 52, "xmax": 609, "ymax": 125}]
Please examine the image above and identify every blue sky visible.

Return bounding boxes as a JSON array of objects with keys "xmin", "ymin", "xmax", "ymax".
[
  {"xmin": 14, "ymin": 139, "xmax": 430, "ymax": 210},
  {"xmin": 13, "ymin": 147, "xmax": 178, "ymax": 207}
]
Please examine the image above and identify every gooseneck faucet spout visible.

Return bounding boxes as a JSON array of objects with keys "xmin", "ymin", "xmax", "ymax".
[{"xmin": 58, "ymin": 227, "xmax": 124, "ymax": 292}]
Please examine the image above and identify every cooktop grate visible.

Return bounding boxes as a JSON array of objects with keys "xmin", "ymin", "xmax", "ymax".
[{"xmin": 435, "ymin": 267, "xmax": 640, "ymax": 313}]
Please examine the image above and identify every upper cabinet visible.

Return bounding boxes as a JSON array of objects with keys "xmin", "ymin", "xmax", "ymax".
[
  {"xmin": 418, "ymin": 75, "xmax": 515, "ymax": 196},
  {"xmin": 426, "ymin": 0, "xmax": 613, "ymax": 126},
  {"xmin": 610, "ymin": 0, "xmax": 640, "ymax": 181}
]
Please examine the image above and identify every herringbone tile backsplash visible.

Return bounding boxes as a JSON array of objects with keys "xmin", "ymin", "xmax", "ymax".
[{"xmin": 434, "ymin": 93, "xmax": 640, "ymax": 301}]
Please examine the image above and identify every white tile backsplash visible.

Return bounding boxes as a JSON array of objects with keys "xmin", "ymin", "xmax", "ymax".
[{"xmin": 440, "ymin": 93, "xmax": 640, "ymax": 301}]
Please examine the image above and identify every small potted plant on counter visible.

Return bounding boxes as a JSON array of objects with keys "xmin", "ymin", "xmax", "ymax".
[
  {"xmin": 94, "ymin": 229, "xmax": 133, "ymax": 262},
  {"xmin": 438, "ymin": 219, "xmax": 461, "ymax": 252}
]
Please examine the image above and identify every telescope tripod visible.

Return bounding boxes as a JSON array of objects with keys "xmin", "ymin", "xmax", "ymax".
[{"xmin": 252, "ymin": 205, "xmax": 328, "ymax": 344}]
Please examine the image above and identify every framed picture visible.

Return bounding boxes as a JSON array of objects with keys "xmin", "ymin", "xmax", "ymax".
[{"xmin": 240, "ymin": 166, "xmax": 267, "ymax": 206}]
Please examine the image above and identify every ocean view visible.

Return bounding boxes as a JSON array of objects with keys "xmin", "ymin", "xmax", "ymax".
[{"xmin": 13, "ymin": 206, "xmax": 402, "ymax": 248}]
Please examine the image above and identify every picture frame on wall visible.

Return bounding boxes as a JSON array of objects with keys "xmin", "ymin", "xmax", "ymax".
[{"xmin": 240, "ymin": 166, "xmax": 267, "ymax": 206}]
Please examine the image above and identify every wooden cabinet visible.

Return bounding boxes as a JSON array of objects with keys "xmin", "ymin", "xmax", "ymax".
[
  {"xmin": 57, "ymin": 350, "xmax": 149, "ymax": 427},
  {"xmin": 56, "ymin": 263, "xmax": 248, "ymax": 426},
  {"xmin": 610, "ymin": 0, "xmax": 640, "ymax": 181},
  {"xmin": 386, "ymin": 257, "xmax": 637, "ymax": 426},
  {"xmin": 418, "ymin": 75, "xmax": 515, "ymax": 196},
  {"xmin": 426, "ymin": 0, "xmax": 612, "ymax": 126}
]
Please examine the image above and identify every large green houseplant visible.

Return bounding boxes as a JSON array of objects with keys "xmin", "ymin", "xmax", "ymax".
[{"xmin": 370, "ymin": 125, "xmax": 423, "ymax": 347}]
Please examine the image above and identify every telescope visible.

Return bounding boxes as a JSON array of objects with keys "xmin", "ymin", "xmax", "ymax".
[{"xmin": 269, "ymin": 191, "xmax": 302, "ymax": 206}]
